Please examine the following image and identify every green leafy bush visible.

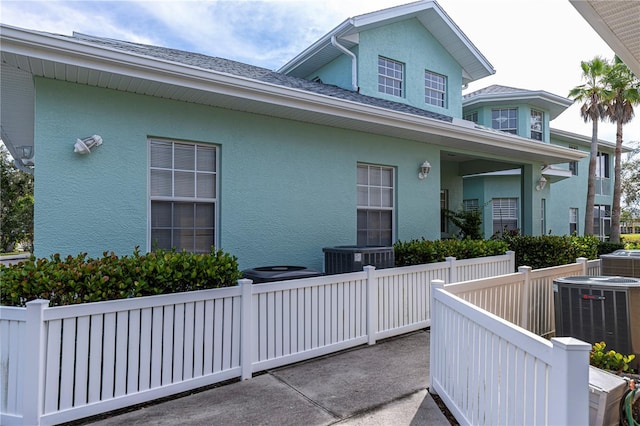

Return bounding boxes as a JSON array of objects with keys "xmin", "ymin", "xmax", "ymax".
[
  {"xmin": 393, "ymin": 238, "xmax": 509, "ymax": 267},
  {"xmin": 0, "ymin": 247, "xmax": 242, "ymax": 307},
  {"xmin": 598, "ymin": 241, "xmax": 626, "ymax": 255},
  {"xmin": 590, "ymin": 342, "xmax": 636, "ymax": 374},
  {"xmin": 494, "ymin": 234, "xmax": 599, "ymax": 269}
]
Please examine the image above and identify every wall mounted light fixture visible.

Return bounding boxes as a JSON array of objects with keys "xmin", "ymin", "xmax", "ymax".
[
  {"xmin": 536, "ymin": 176, "xmax": 547, "ymax": 191},
  {"xmin": 418, "ymin": 161, "xmax": 431, "ymax": 179},
  {"xmin": 74, "ymin": 135, "xmax": 103, "ymax": 154}
]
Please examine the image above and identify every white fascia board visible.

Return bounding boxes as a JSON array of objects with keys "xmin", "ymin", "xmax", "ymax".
[
  {"xmin": 1, "ymin": 25, "xmax": 585, "ymax": 164},
  {"xmin": 550, "ymin": 128, "xmax": 632, "ymax": 152},
  {"xmin": 463, "ymin": 91, "xmax": 572, "ymax": 109},
  {"xmin": 276, "ymin": 19, "xmax": 353, "ymax": 74}
]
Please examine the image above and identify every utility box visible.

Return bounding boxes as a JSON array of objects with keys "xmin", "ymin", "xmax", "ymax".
[
  {"xmin": 322, "ymin": 246, "xmax": 394, "ymax": 275},
  {"xmin": 588, "ymin": 366, "xmax": 627, "ymax": 426},
  {"xmin": 554, "ymin": 275, "xmax": 640, "ymax": 370}
]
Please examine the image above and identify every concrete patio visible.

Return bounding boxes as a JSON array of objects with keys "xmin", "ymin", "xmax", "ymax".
[{"xmin": 76, "ymin": 330, "xmax": 452, "ymax": 425}]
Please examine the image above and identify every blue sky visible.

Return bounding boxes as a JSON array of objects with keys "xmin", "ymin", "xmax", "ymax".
[{"xmin": 1, "ymin": 0, "xmax": 638, "ymax": 144}]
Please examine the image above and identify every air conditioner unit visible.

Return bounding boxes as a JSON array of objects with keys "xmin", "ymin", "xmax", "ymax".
[
  {"xmin": 554, "ymin": 275, "xmax": 640, "ymax": 370},
  {"xmin": 322, "ymin": 246, "xmax": 394, "ymax": 275},
  {"xmin": 601, "ymin": 249, "xmax": 640, "ymax": 278}
]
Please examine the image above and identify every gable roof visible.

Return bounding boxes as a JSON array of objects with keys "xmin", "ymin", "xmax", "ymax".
[
  {"xmin": 0, "ymin": 24, "xmax": 587, "ymax": 169},
  {"xmin": 277, "ymin": 0, "xmax": 495, "ymax": 85},
  {"xmin": 462, "ymin": 85, "xmax": 573, "ymax": 120},
  {"xmin": 69, "ymin": 32, "xmax": 453, "ymax": 123}
]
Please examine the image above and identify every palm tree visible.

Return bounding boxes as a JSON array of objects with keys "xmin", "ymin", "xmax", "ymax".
[
  {"xmin": 568, "ymin": 57, "xmax": 610, "ymax": 236},
  {"xmin": 603, "ymin": 56, "xmax": 640, "ymax": 243}
]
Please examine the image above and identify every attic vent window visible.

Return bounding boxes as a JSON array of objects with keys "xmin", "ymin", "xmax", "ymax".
[{"xmin": 378, "ymin": 57, "xmax": 404, "ymax": 97}]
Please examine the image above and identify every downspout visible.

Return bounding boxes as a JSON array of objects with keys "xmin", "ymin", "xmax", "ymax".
[{"xmin": 331, "ymin": 35, "xmax": 358, "ymax": 92}]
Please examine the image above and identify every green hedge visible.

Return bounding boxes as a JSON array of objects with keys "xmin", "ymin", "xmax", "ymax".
[
  {"xmin": 498, "ymin": 234, "xmax": 600, "ymax": 269},
  {"xmin": 0, "ymin": 247, "xmax": 242, "ymax": 307},
  {"xmin": 393, "ymin": 238, "xmax": 509, "ymax": 267},
  {"xmin": 597, "ymin": 241, "xmax": 626, "ymax": 256}
]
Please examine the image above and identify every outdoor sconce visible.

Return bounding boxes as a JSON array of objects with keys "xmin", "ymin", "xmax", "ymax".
[
  {"xmin": 536, "ymin": 176, "xmax": 547, "ymax": 191},
  {"xmin": 418, "ymin": 161, "xmax": 431, "ymax": 180},
  {"xmin": 74, "ymin": 135, "xmax": 103, "ymax": 154}
]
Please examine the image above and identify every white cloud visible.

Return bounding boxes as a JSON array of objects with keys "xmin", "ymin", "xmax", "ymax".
[{"xmin": 1, "ymin": 0, "xmax": 638, "ymax": 143}]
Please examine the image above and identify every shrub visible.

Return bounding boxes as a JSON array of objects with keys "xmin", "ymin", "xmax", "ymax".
[
  {"xmin": 598, "ymin": 241, "xmax": 626, "ymax": 255},
  {"xmin": 590, "ymin": 342, "xmax": 636, "ymax": 374},
  {"xmin": 494, "ymin": 234, "xmax": 599, "ymax": 269},
  {"xmin": 0, "ymin": 247, "xmax": 242, "ymax": 307},
  {"xmin": 393, "ymin": 238, "xmax": 509, "ymax": 267}
]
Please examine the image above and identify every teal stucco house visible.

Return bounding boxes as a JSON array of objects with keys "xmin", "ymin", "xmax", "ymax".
[{"xmin": 2, "ymin": 1, "xmax": 619, "ymax": 271}]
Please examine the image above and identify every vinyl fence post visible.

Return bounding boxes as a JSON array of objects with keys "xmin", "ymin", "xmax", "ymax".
[
  {"xmin": 365, "ymin": 265, "xmax": 377, "ymax": 345},
  {"xmin": 506, "ymin": 250, "xmax": 516, "ymax": 272},
  {"xmin": 23, "ymin": 299, "xmax": 49, "ymax": 426},
  {"xmin": 576, "ymin": 257, "xmax": 588, "ymax": 275},
  {"xmin": 446, "ymin": 256, "xmax": 457, "ymax": 283},
  {"xmin": 518, "ymin": 266, "xmax": 531, "ymax": 331},
  {"xmin": 548, "ymin": 337, "xmax": 591, "ymax": 426},
  {"xmin": 429, "ymin": 279, "xmax": 445, "ymax": 395},
  {"xmin": 239, "ymin": 279, "xmax": 253, "ymax": 380}
]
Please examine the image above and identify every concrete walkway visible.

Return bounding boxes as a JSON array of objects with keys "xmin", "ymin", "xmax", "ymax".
[{"xmin": 80, "ymin": 330, "xmax": 451, "ymax": 426}]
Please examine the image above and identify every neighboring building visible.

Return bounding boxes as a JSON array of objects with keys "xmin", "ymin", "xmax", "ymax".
[
  {"xmin": 1, "ymin": 1, "xmax": 597, "ymax": 271},
  {"xmin": 461, "ymin": 85, "xmax": 627, "ymax": 240}
]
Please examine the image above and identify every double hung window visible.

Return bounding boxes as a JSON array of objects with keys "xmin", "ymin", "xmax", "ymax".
[
  {"xmin": 569, "ymin": 208, "xmax": 578, "ymax": 235},
  {"xmin": 149, "ymin": 139, "xmax": 217, "ymax": 253},
  {"xmin": 357, "ymin": 164, "xmax": 394, "ymax": 246},
  {"xmin": 378, "ymin": 57, "xmax": 404, "ymax": 97},
  {"xmin": 425, "ymin": 70, "xmax": 446, "ymax": 107},
  {"xmin": 530, "ymin": 109, "xmax": 543, "ymax": 141},
  {"xmin": 492, "ymin": 198, "xmax": 518, "ymax": 234},
  {"xmin": 492, "ymin": 108, "xmax": 518, "ymax": 134}
]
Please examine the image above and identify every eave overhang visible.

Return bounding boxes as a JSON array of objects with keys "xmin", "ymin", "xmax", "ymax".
[
  {"xmin": 570, "ymin": 0, "xmax": 640, "ymax": 77},
  {"xmin": 551, "ymin": 128, "xmax": 633, "ymax": 152},
  {"xmin": 0, "ymin": 24, "xmax": 585, "ymax": 167},
  {"xmin": 463, "ymin": 90, "xmax": 573, "ymax": 120}
]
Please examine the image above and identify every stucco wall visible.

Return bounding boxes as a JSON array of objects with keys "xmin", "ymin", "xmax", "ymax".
[
  {"xmin": 34, "ymin": 79, "xmax": 442, "ymax": 270},
  {"xmin": 357, "ymin": 18, "xmax": 463, "ymax": 118}
]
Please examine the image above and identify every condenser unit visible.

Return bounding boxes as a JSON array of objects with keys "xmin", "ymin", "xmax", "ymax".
[
  {"xmin": 322, "ymin": 246, "xmax": 394, "ymax": 275},
  {"xmin": 601, "ymin": 249, "xmax": 640, "ymax": 278},
  {"xmin": 554, "ymin": 275, "xmax": 640, "ymax": 370}
]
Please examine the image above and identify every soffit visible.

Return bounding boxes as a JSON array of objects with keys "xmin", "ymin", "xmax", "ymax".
[{"xmin": 570, "ymin": 0, "xmax": 640, "ymax": 76}]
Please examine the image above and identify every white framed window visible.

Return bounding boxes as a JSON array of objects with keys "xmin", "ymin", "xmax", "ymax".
[
  {"xmin": 492, "ymin": 108, "xmax": 518, "ymax": 134},
  {"xmin": 492, "ymin": 198, "xmax": 518, "ymax": 234},
  {"xmin": 530, "ymin": 109, "xmax": 543, "ymax": 141},
  {"xmin": 463, "ymin": 112, "xmax": 478, "ymax": 123},
  {"xmin": 441, "ymin": 189, "xmax": 448, "ymax": 233},
  {"xmin": 569, "ymin": 207, "xmax": 578, "ymax": 235},
  {"xmin": 357, "ymin": 163, "xmax": 394, "ymax": 246},
  {"xmin": 378, "ymin": 57, "xmax": 404, "ymax": 97},
  {"xmin": 149, "ymin": 139, "xmax": 218, "ymax": 253},
  {"xmin": 541, "ymin": 198, "xmax": 546, "ymax": 234},
  {"xmin": 594, "ymin": 204, "xmax": 611, "ymax": 241},
  {"xmin": 596, "ymin": 152, "xmax": 611, "ymax": 195},
  {"xmin": 463, "ymin": 199, "xmax": 479, "ymax": 212},
  {"xmin": 425, "ymin": 70, "xmax": 446, "ymax": 107},
  {"xmin": 568, "ymin": 145, "xmax": 578, "ymax": 176}
]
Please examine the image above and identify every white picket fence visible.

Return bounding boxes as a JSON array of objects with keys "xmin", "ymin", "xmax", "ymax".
[
  {"xmin": 0, "ymin": 252, "xmax": 515, "ymax": 425},
  {"xmin": 429, "ymin": 258, "xmax": 600, "ymax": 426}
]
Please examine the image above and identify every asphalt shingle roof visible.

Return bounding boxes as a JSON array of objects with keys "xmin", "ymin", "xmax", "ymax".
[{"xmin": 70, "ymin": 32, "xmax": 453, "ymax": 123}]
